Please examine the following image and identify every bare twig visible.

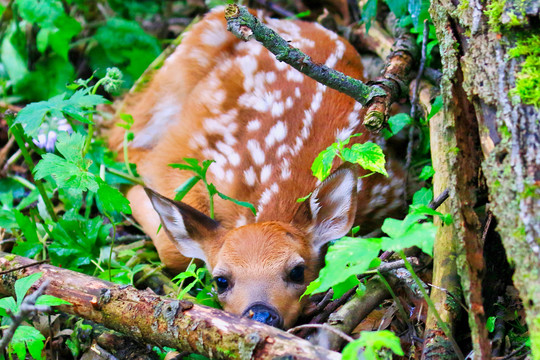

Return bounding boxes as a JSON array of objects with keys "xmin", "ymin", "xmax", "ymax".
[
  {"xmin": 0, "ymin": 260, "xmax": 49, "ymax": 276},
  {"xmin": 0, "ymin": 280, "xmax": 51, "ymax": 351},
  {"xmin": 428, "ymin": 187, "xmax": 450, "ymax": 210},
  {"xmin": 404, "ymin": 20, "xmax": 430, "ymax": 203},
  {"xmin": 224, "ymin": 4, "xmax": 385, "ymax": 105},
  {"xmin": 252, "ymin": 0, "xmax": 296, "ymax": 18}
]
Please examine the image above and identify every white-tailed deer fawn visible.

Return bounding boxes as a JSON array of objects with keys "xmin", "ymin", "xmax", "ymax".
[{"xmin": 109, "ymin": 6, "xmax": 405, "ymax": 329}]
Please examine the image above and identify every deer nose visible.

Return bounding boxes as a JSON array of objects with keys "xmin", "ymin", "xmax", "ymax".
[{"xmin": 242, "ymin": 303, "xmax": 283, "ymax": 328}]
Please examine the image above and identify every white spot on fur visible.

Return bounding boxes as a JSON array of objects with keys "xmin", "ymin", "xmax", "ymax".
[
  {"xmin": 200, "ymin": 19, "xmax": 228, "ymax": 47},
  {"xmin": 336, "ymin": 101, "xmax": 363, "ymax": 141},
  {"xmin": 256, "ymin": 183, "xmax": 279, "ymax": 217},
  {"xmin": 260, "ymin": 165, "xmax": 272, "ymax": 183},
  {"xmin": 280, "ymin": 159, "xmax": 291, "ymax": 179},
  {"xmin": 271, "ymin": 102, "xmax": 284, "ymax": 117},
  {"xmin": 286, "ymin": 69, "xmax": 304, "ymax": 82},
  {"xmin": 265, "ymin": 121, "xmax": 287, "ymax": 148},
  {"xmin": 276, "ymin": 144, "xmax": 290, "ymax": 157},
  {"xmin": 216, "ymin": 141, "xmax": 240, "ymax": 166},
  {"xmin": 235, "ymin": 215, "xmax": 248, "ymax": 227},
  {"xmin": 295, "ymin": 87, "xmax": 301, "ymax": 98},
  {"xmin": 244, "ymin": 166, "xmax": 256, "ymax": 186},
  {"xmin": 285, "ymin": 97, "xmax": 294, "ymax": 109},
  {"xmin": 247, "ymin": 119, "xmax": 261, "ymax": 132},
  {"xmin": 266, "ymin": 71, "xmax": 277, "ymax": 83},
  {"xmin": 247, "ymin": 139, "xmax": 265, "ymax": 165},
  {"xmin": 133, "ymin": 97, "xmax": 180, "ymax": 148},
  {"xmin": 226, "ymin": 169, "xmax": 234, "ymax": 183}
]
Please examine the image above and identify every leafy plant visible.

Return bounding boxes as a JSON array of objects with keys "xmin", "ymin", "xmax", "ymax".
[
  {"xmin": 0, "ymin": 273, "xmax": 71, "ymax": 360},
  {"xmin": 342, "ymin": 330, "xmax": 404, "ymax": 360},
  {"xmin": 170, "ymin": 158, "xmax": 256, "ymax": 219},
  {"xmin": 304, "ymin": 186, "xmax": 451, "ymax": 299},
  {"xmin": 172, "ymin": 263, "xmax": 220, "ymax": 308},
  {"xmin": 311, "ymin": 135, "xmax": 388, "ymax": 182}
]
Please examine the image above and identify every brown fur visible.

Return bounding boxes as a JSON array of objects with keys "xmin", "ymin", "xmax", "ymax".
[{"xmin": 110, "ymin": 7, "xmax": 405, "ymax": 327}]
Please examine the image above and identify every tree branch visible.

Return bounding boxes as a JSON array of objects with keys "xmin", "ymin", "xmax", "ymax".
[
  {"xmin": 224, "ymin": 4, "xmax": 386, "ymax": 106},
  {"xmin": 0, "ymin": 252, "xmax": 341, "ymax": 360}
]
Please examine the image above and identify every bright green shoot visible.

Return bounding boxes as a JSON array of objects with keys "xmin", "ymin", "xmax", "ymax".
[
  {"xmin": 169, "ymin": 158, "xmax": 256, "ymax": 219},
  {"xmin": 311, "ymin": 134, "xmax": 388, "ymax": 182}
]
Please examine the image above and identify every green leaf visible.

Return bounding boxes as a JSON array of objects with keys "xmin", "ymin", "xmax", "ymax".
[
  {"xmin": 309, "ymin": 237, "xmax": 383, "ymax": 295},
  {"xmin": 1, "ymin": 23, "xmax": 29, "ymax": 85},
  {"xmin": 14, "ymin": 91, "xmax": 107, "ymax": 138},
  {"xmin": 0, "ymin": 296, "xmax": 17, "ymax": 317},
  {"xmin": 35, "ymin": 294, "xmax": 71, "ymax": 307},
  {"xmin": 427, "ymin": 95, "xmax": 443, "ymax": 121},
  {"xmin": 418, "ymin": 165, "xmax": 435, "ymax": 180},
  {"xmin": 384, "ymin": 0, "xmax": 408, "ymax": 17},
  {"xmin": 387, "ymin": 113, "xmax": 412, "ymax": 136},
  {"xmin": 174, "ymin": 176, "xmax": 200, "ymax": 201},
  {"xmin": 331, "ymin": 275, "xmax": 360, "ymax": 299},
  {"xmin": 412, "ymin": 187, "xmax": 433, "ymax": 207},
  {"xmin": 381, "ymin": 222, "xmax": 436, "ymax": 256},
  {"xmin": 15, "ymin": 272, "xmax": 43, "ymax": 308},
  {"xmin": 341, "ymin": 142, "xmax": 388, "ymax": 176},
  {"xmin": 362, "ymin": 0, "xmax": 378, "ymax": 32},
  {"xmin": 34, "ymin": 132, "xmax": 100, "ymax": 193},
  {"xmin": 216, "ymin": 191, "xmax": 257, "ymax": 216},
  {"xmin": 343, "ymin": 330, "xmax": 403, "ymax": 360},
  {"xmin": 311, "ymin": 143, "xmax": 339, "ymax": 181},
  {"xmin": 11, "ymin": 325, "xmax": 46, "ymax": 360},
  {"xmin": 486, "ymin": 316, "xmax": 496, "ymax": 332},
  {"xmin": 96, "ymin": 181, "xmax": 132, "ymax": 214},
  {"xmin": 408, "ymin": 0, "xmax": 431, "ymax": 29}
]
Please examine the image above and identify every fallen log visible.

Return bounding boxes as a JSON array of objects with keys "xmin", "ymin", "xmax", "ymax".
[{"xmin": 0, "ymin": 252, "xmax": 341, "ymax": 360}]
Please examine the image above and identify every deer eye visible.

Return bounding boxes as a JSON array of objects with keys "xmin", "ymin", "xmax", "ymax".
[
  {"xmin": 288, "ymin": 265, "xmax": 305, "ymax": 283},
  {"xmin": 214, "ymin": 276, "xmax": 230, "ymax": 293}
]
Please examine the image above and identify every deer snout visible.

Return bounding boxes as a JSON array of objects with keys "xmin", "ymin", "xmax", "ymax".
[{"xmin": 242, "ymin": 302, "xmax": 283, "ymax": 328}]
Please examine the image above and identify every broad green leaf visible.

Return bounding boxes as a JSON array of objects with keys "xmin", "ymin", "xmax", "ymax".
[
  {"xmin": 418, "ymin": 165, "xmax": 435, "ymax": 180},
  {"xmin": 11, "ymin": 325, "xmax": 46, "ymax": 360},
  {"xmin": 311, "ymin": 237, "xmax": 382, "ymax": 295},
  {"xmin": 174, "ymin": 176, "xmax": 200, "ymax": 201},
  {"xmin": 0, "ymin": 296, "xmax": 17, "ymax": 317},
  {"xmin": 331, "ymin": 275, "xmax": 360, "ymax": 299},
  {"xmin": 216, "ymin": 191, "xmax": 257, "ymax": 216},
  {"xmin": 15, "ymin": 272, "xmax": 43, "ymax": 308},
  {"xmin": 34, "ymin": 153, "xmax": 98, "ymax": 192},
  {"xmin": 387, "ymin": 113, "xmax": 412, "ymax": 135},
  {"xmin": 13, "ymin": 210, "xmax": 39, "ymax": 245},
  {"xmin": 312, "ymin": 143, "xmax": 339, "ymax": 181},
  {"xmin": 14, "ymin": 92, "xmax": 107, "ymax": 137},
  {"xmin": 381, "ymin": 222, "xmax": 436, "ymax": 256},
  {"xmin": 35, "ymin": 294, "xmax": 71, "ymax": 306},
  {"xmin": 408, "ymin": 0, "xmax": 431, "ymax": 29},
  {"xmin": 362, "ymin": 0, "xmax": 378, "ymax": 32},
  {"xmin": 343, "ymin": 330, "xmax": 404, "ymax": 360},
  {"xmin": 1, "ymin": 23, "xmax": 28, "ymax": 84},
  {"xmin": 384, "ymin": 0, "xmax": 408, "ymax": 17},
  {"xmin": 412, "ymin": 187, "xmax": 433, "ymax": 207},
  {"xmin": 341, "ymin": 142, "xmax": 388, "ymax": 176},
  {"xmin": 96, "ymin": 181, "xmax": 132, "ymax": 214}
]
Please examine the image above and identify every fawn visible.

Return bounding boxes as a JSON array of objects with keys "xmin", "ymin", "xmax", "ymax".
[{"xmin": 109, "ymin": 6, "xmax": 405, "ymax": 329}]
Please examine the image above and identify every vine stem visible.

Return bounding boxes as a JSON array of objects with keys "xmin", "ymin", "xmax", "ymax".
[
  {"xmin": 398, "ymin": 250, "xmax": 465, "ymax": 360},
  {"xmin": 82, "ymin": 77, "xmax": 107, "ymax": 156},
  {"xmin": 6, "ymin": 116, "xmax": 58, "ymax": 222}
]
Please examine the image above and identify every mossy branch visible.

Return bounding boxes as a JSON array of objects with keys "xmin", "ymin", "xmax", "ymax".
[{"xmin": 224, "ymin": 4, "xmax": 386, "ymax": 106}]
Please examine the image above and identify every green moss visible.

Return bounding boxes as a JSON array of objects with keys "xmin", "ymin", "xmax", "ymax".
[
  {"xmin": 509, "ymin": 33, "xmax": 540, "ymax": 108},
  {"xmin": 485, "ymin": 0, "xmax": 505, "ymax": 32}
]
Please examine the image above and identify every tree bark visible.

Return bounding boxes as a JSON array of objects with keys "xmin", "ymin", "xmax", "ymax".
[
  {"xmin": 429, "ymin": 0, "xmax": 540, "ymax": 358},
  {"xmin": 0, "ymin": 252, "xmax": 341, "ymax": 360}
]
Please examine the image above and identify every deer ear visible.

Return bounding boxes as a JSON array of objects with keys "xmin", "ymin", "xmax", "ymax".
[
  {"xmin": 292, "ymin": 168, "xmax": 358, "ymax": 251},
  {"xmin": 144, "ymin": 188, "xmax": 221, "ymax": 263}
]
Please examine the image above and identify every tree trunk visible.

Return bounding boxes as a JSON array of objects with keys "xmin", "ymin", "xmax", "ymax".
[
  {"xmin": 428, "ymin": 0, "xmax": 539, "ymax": 358},
  {"xmin": 0, "ymin": 253, "xmax": 341, "ymax": 360}
]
